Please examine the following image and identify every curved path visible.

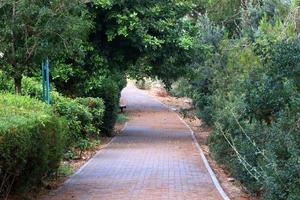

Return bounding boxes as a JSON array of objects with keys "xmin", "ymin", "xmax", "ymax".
[{"xmin": 43, "ymin": 85, "xmax": 226, "ymax": 200}]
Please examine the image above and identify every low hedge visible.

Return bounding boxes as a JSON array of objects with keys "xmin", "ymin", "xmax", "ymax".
[
  {"xmin": 76, "ymin": 97, "xmax": 105, "ymax": 134},
  {"xmin": 52, "ymin": 96, "xmax": 93, "ymax": 147},
  {"xmin": 83, "ymin": 76, "xmax": 121, "ymax": 136},
  {"xmin": 0, "ymin": 93, "xmax": 67, "ymax": 194},
  {"xmin": 53, "ymin": 96, "xmax": 105, "ymax": 148}
]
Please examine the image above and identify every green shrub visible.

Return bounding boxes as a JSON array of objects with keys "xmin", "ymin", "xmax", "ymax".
[
  {"xmin": 21, "ymin": 77, "xmax": 61, "ymax": 103},
  {"xmin": 0, "ymin": 73, "xmax": 60, "ymax": 103},
  {"xmin": 209, "ymin": 96, "xmax": 300, "ymax": 199},
  {"xmin": 205, "ymin": 38, "xmax": 300, "ymax": 198},
  {"xmin": 53, "ymin": 96, "xmax": 105, "ymax": 148},
  {"xmin": 209, "ymin": 95, "xmax": 264, "ymax": 193},
  {"xmin": 182, "ymin": 15, "xmax": 300, "ymax": 199},
  {"xmin": 244, "ymin": 39, "xmax": 300, "ymax": 123},
  {"xmin": 52, "ymin": 62, "xmax": 126, "ymax": 137},
  {"xmin": 76, "ymin": 97, "xmax": 105, "ymax": 135},
  {"xmin": 116, "ymin": 113, "xmax": 128, "ymax": 123},
  {"xmin": 83, "ymin": 76, "xmax": 121, "ymax": 136},
  {"xmin": 21, "ymin": 77, "xmax": 43, "ymax": 99},
  {"xmin": 0, "ymin": 93, "xmax": 67, "ymax": 194},
  {"xmin": 52, "ymin": 96, "xmax": 93, "ymax": 147},
  {"xmin": 170, "ymin": 78, "xmax": 192, "ymax": 97},
  {"xmin": 261, "ymin": 98, "xmax": 300, "ymax": 200},
  {"xmin": 0, "ymin": 70, "xmax": 13, "ymax": 92}
]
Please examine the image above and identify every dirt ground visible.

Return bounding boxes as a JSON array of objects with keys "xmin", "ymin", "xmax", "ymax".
[{"xmin": 146, "ymin": 86, "xmax": 256, "ymax": 200}]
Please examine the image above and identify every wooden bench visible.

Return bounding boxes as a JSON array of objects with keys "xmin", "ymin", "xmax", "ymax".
[{"xmin": 119, "ymin": 105, "xmax": 127, "ymax": 113}]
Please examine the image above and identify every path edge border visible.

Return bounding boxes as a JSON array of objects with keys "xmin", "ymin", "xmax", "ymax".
[
  {"xmin": 47, "ymin": 85, "xmax": 230, "ymax": 200},
  {"xmin": 44, "ymin": 123, "xmax": 129, "ymax": 199},
  {"xmin": 176, "ymin": 114, "xmax": 231, "ymax": 200},
  {"xmin": 148, "ymin": 94, "xmax": 231, "ymax": 200},
  {"xmin": 64, "ymin": 122, "xmax": 128, "ymax": 184}
]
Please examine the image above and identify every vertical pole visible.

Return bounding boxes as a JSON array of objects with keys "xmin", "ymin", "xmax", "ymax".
[
  {"xmin": 46, "ymin": 58, "xmax": 50, "ymax": 104},
  {"xmin": 42, "ymin": 59, "xmax": 51, "ymax": 104},
  {"xmin": 42, "ymin": 61, "xmax": 45, "ymax": 101}
]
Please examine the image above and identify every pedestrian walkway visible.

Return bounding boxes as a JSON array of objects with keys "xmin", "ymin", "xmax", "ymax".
[{"xmin": 43, "ymin": 85, "xmax": 225, "ymax": 200}]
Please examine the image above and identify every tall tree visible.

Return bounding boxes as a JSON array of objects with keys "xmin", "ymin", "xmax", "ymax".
[
  {"xmin": 0, "ymin": 0, "xmax": 92, "ymax": 94},
  {"xmin": 53, "ymin": 0, "xmax": 197, "ymax": 93},
  {"xmin": 87, "ymin": 0, "xmax": 196, "ymax": 83}
]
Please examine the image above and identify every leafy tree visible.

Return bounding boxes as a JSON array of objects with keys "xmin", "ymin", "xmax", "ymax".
[
  {"xmin": 178, "ymin": 1, "xmax": 300, "ymax": 199},
  {"xmin": 0, "ymin": 0, "xmax": 92, "ymax": 94},
  {"xmin": 193, "ymin": 0, "xmax": 241, "ymax": 35},
  {"xmin": 88, "ymin": 0, "xmax": 196, "ymax": 84},
  {"xmin": 49, "ymin": 0, "xmax": 197, "ymax": 135}
]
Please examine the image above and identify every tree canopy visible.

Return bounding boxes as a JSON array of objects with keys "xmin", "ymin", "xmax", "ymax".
[
  {"xmin": 0, "ymin": 0, "xmax": 92, "ymax": 93},
  {"xmin": 0, "ymin": 0, "xmax": 300, "ymax": 199},
  {"xmin": 49, "ymin": 0, "xmax": 198, "ymax": 94}
]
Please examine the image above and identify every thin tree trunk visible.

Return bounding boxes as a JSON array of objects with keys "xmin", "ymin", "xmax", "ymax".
[
  {"xmin": 14, "ymin": 76, "xmax": 22, "ymax": 95},
  {"xmin": 11, "ymin": 1, "xmax": 16, "ymax": 66},
  {"xmin": 12, "ymin": 1, "xmax": 20, "ymax": 94}
]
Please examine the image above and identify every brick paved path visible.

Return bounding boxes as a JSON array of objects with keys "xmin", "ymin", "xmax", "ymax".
[{"xmin": 43, "ymin": 85, "xmax": 224, "ymax": 200}]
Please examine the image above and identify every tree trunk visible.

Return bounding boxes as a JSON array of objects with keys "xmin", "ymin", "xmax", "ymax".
[
  {"xmin": 12, "ymin": 1, "xmax": 21, "ymax": 95},
  {"xmin": 14, "ymin": 76, "xmax": 22, "ymax": 95}
]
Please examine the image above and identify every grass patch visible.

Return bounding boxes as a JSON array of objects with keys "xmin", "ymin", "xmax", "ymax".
[
  {"xmin": 116, "ymin": 113, "xmax": 128, "ymax": 123},
  {"xmin": 57, "ymin": 163, "xmax": 74, "ymax": 176}
]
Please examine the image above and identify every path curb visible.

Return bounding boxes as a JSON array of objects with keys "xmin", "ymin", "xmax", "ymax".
[
  {"xmin": 65, "ymin": 122, "xmax": 128, "ymax": 184},
  {"xmin": 176, "ymin": 114, "xmax": 231, "ymax": 200}
]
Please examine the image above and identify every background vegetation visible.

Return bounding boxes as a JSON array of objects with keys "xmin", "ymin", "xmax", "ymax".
[
  {"xmin": 171, "ymin": 1, "xmax": 300, "ymax": 199},
  {"xmin": 0, "ymin": 0, "xmax": 196, "ymax": 197},
  {"xmin": 0, "ymin": 0, "xmax": 299, "ymax": 199}
]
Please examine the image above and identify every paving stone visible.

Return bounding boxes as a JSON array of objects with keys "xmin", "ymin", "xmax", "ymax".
[{"xmin": 42, "ymin": 85, "xmax": 223, "ymax": 200}]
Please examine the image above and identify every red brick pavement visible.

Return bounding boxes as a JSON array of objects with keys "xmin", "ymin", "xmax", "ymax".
[{"xmin": 42, "ymin": 85, "xmax": 224, "ymax": 200}]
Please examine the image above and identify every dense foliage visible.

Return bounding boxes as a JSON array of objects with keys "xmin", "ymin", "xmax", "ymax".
[
  {"xmin": 0, "ymin": 0, "xmax": 195, "ymax": 196},
  {"xmin": 51, "ymin": 0, "xmax": 196, "ymax": 135},
  {"xmin": 0, "ymin": 94, "xmax": 67, "ymax": 195},
  {"xmin": 0, "ymin": 0, "xmax": 92, "ymax": 94},
  {"xmin": 1, "ymin": 0, "xmax": 299, "ymax": 199},
  {"xmin": 171, "ymin": 1, "xmax": 300, "ymax": 199},
  {"xmin": 0, "ymin": 72, "xmax": 106, "ymax": 196},
  {"xmin": 53, "ymin": 96, "xmax": 105, "ymax": 147}
]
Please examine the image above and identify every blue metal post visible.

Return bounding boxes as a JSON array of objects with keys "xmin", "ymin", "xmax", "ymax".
[
  {"xmin": 46, "ymin": 58, "xmax": 50, "ymax": 104},
  {"xmin": 42, "ymin": 59, "xmax": 51, "ymax": 104},
  {"xmin": 42, "ymin": 61, "xmax": 45, "ymax": 100}
]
